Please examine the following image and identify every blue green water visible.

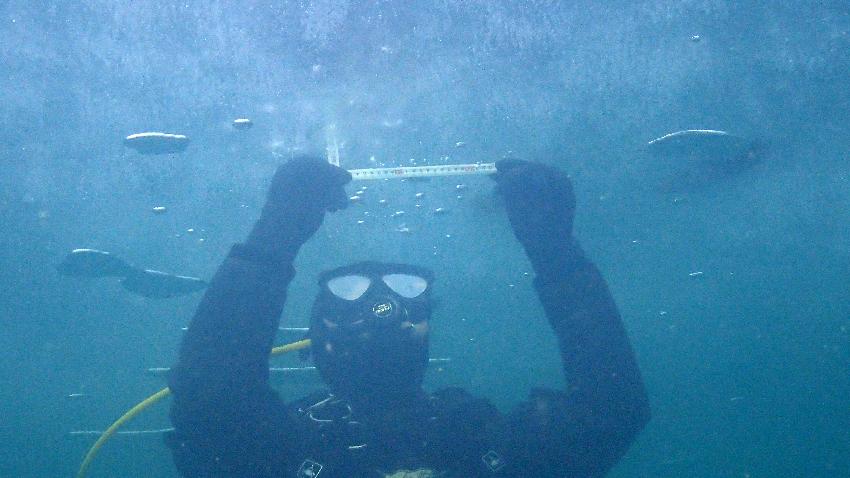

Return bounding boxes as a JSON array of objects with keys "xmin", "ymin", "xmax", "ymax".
[{"xmin": 2, "ymin": 2, "xmax": 849, "ymax": 476}]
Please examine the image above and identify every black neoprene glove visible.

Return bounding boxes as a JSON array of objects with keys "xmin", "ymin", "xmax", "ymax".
[
  {"xmin": 492, "ymin": 159, "xmax": 585, "ymax": 284},
  {"xmin": 245, "ymin": 156, "xmax": 352, "ymax": 263}
]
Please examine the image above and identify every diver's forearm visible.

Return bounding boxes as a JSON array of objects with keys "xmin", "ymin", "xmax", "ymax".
[
  {"xmin": 535, "ymin": 258, "xmax": 650, "ymax": 429},
  {"xmin": 170, "ymin": 244, "xmax": 294, "ymax": 398}
]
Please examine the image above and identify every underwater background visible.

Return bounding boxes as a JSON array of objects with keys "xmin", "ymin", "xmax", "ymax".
[{"xmin": 1, "ymin": 1, "xmax": 849, "ymax": 476}]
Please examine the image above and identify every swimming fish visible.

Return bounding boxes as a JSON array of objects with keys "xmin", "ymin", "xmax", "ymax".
[
  {"xmin": 232, "ymin": 118, "xmax": 253, "ymax": 130},
  {"xmin": 644, "ymin": 129, "xmax": 762, "ymax": 192},
  {"xmin": 120, "ymin": 269, "xmax": 208, "ymax": 299},
  {"xmin": 124, "ymin": 132, "xmax": 190, "ymax": 155},
  {"xmin": 58, "ymin": 248, "xmax": 207, "ymax": 299},
  {"xmin": 56, "ymin": 249, "xmax": 133, "ymax": 278}
]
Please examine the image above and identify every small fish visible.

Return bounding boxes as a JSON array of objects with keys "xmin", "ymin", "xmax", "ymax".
[
  {"xmin": 124, "ymin": 132, "xmax": 190, "ymax": 155},
  {"xmin": 644, "ymin": 129, "xmax": 762, "ymax": 192},
  {"xmin": 120, "ymin": 269, "xmax": 207, "ymax": 299},
  {"xmin": 232, "ymin": 118, "xmax": 253, "ymax": 130},
  {"xmin": 57, "ymin": 249, "xmax": 133, "ymax": 278}
]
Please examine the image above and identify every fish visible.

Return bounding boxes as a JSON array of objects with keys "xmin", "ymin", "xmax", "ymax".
[
  {"xmin": 124, "ymin": 132, "xmax": 190, "ymax": 155},
  {"xmin": 644, "ymin": 129, "xmax": 763, "ymax": 192},
  {"xmin": 646, "ymin": 129, "xmax": 749, "ymax": 157},
  {"xmin": 120, "ymin": 269, "xmax": 208, "ymax": 299},
  {"xmin": 232, "ymin": 118, "xmax": 253, "ymax": 130},
  {"xmin": 56, "ymin": 249, "xmax": 133, "ymax": 278}
]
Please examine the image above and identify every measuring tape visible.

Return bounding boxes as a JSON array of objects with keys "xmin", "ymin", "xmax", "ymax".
[
  {"xmin": 348, "ymin": 163, "xmax": 496, "ymax": 180},
  {"xmin": 324, "ymin": 125, "xmax": 495, "ymax": 180}
]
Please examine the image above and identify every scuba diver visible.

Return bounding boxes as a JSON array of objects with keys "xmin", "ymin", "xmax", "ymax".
[{"xmin": 167, "ymin": 156, "xmax": 651, "ymax": 477}]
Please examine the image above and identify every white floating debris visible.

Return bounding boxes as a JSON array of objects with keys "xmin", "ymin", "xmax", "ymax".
[
  {"xmin": 232, "ymin": 118, "xmax": 253, "ymax": 130},
  {"xmin": 186, "ymin": 228, "xmax": 194, "ymax": 234},
  {"xmin": 688, "ymin": 271, "xmax": 704, "ymax": 277},
  {"xmin": 124, "ymin": 132, "xmax": 190, "ymax": 155},
  {"xmin": 456, "ymin": 195, "xmax": 463, "ymax": 200},
  {"xmin": 357, "ymin": 220, "xmax": 365, "ymax": 225},
  {"xmin": 433, "ymin": 207, "xmax": 448, "ymax": 215},
  {"xmin": 456, "ymin": 184, "xmax": 467, "ymax": 191},
  {"xmin": 415, "ymin": 192, "xmax": 425, "ymax": 199},
  {"xmin": 378, "ymin": 199, "xmax": 388, "ymax": 206},
  {"xmin": 455, "ymin": 141, "xmax": 466, "ymax": 148},
  {"xmin": 690, "ymin": 35, "xmax": 701, "ymax": 42},
  {"xmin": 391, "ymin": 210, "xmax": 405, "ymax": 218},
  {"xmin": 152, "ymin": 206, "xmax": 168, "ymax": 214},
  {"xmin": 396, "ymin": 224, "xmax": 411, "ymax": 234},
  {"xmin": 349, "ymin": 195, "xmax": 361, "ymax": 203}
]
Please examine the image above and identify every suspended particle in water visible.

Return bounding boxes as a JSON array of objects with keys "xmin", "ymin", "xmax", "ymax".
[
  {"xmin": 415, "ymin": 192, "xmax": 425, "ymax": 199},
  {"xmin": 152, "ymin": 206, "xmax": 167, "ymax": 214}
]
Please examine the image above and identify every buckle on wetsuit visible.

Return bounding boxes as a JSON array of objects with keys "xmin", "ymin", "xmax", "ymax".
[
  {"xmin": 297, "ymin": 459, "xmax": 323, "ymax": 477},
  {"xmin": 481, "ymin": 450, "xmax": 506, "ymax": 473},
  {"xmin": 301, "ymin": 395, "xmax": 369, "ymax": 451}
]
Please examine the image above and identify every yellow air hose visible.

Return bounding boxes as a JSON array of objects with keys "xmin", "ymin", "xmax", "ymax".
[{"xmin": 77, "ymin": 338, "xmax": 312, "ymax": 478}]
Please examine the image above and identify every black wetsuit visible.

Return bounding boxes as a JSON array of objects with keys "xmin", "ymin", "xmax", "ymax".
[{"xmin": 167, "ymin": 159, "xmax": 650, "ymax": 477}]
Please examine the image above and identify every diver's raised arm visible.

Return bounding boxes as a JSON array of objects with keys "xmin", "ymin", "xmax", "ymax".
[
  {"xmin": 492, "ymin": 159, "xmax": 650, "ymax": 475},
  {"xmin": 172, "ymin": 156, "xmax": 350, "ymax": 396}
]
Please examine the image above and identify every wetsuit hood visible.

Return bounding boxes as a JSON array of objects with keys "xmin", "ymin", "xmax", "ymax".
[{"xmin": 309, "ymin": 261, "xmax": 434, "ymax": 402}]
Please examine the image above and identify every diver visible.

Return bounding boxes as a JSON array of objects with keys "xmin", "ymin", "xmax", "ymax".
[{"xmin": 167, "ymin": 156, "xmax": 651, "ymax": 477}]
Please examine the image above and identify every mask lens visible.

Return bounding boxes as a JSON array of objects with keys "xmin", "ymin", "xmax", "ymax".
[
  {"xmin": 327, "ymin": 275, "xmax": 371, "ymax": 300},
  {"xmin": 382, "ymin": 274, "xmax": 428, "ymax": 298}
]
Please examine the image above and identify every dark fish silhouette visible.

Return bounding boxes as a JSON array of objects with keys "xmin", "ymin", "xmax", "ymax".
[
  {"xmin": 56, "ymin": 249, "xmax": 132, "ymax": 278},
  {"xmin": 645, "ymin": 129, "xmax": 763, "ymax": 192},
  {"xmin": 120, "ymin": 269, "xmax": 208, "ymax": 299},
  {"xmin": 58, "ymin": 248, "xmax": 207, "ymax": 299}
]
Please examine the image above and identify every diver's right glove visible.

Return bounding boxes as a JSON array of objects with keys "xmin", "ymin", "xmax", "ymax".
[
  {"xmin": 245, "ymin": 156, "xmax": 351, "ymax": 264},
  {"xmin": 492, "ymin": 159, "xmax": 586, "ymax": 285}
]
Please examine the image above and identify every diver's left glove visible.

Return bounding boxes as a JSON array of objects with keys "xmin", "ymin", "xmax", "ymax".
[
  {"xmin": 245, "ymin": 156, "xmax": 352, "ymax": 265},
  {"xmin": 492, "ymin": 159, "xmax": 586, "ymax": 285}
]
